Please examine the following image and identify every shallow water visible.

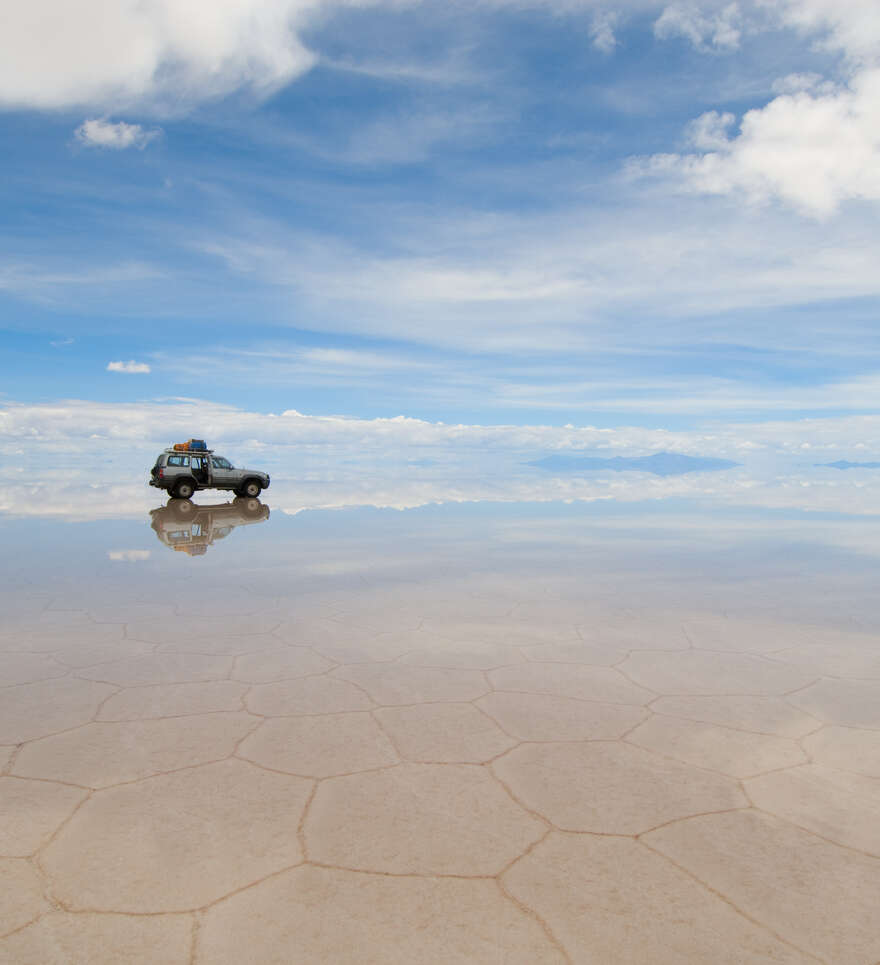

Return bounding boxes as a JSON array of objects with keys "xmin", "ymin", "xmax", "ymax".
[{"xmin": 1, "ymin": 486, "xmax": 879, "ymax": 963}]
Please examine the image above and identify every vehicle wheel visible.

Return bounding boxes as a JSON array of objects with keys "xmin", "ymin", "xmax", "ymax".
[
  {"xmin": 168, "ymin": 498, "xmax": 196, "ymax": 519},
  {"xmin": 234, "ymin": 496, "xmax": 263, "ymax": 518},
  {"xmin": 173, "ymin": 480, "xmax": 195, "ymax": 500},
  {"xmin": 241, "ymin": 479, "xmax": 262, "ymax": 498}
]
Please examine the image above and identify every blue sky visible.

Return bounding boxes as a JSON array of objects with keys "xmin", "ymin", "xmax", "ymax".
[{"xmin": 2, "ymin": 0, "xmax": 880, "ymax": 433}]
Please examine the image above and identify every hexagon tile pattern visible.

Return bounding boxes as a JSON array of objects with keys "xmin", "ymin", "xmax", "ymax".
[{"xmin": 1, "ymin": 596, "xmax": 878, "ymax": 964}]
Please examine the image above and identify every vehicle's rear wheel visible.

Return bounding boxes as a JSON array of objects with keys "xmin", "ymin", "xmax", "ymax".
[
  {"xmin": 241, "ymin": 479, "xmax": 262, "ymax": 498},
  {"xmin": 173, "ymin": 480, "xmax": 195, "ymax": 500}
]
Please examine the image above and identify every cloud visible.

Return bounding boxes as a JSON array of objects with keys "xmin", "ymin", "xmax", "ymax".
[
  {"xmin": 0, "ymin": 0, "xmax": 319, "ymax": 113},
  {"xmin": 775, "ymin": 0, "xmax": 880, "ymax": 66},
  {"xmin": 4, "ymin": 397, "xmax": 880, "ymax": 463},
  {"xmin": 107, "ymin": 360, "xmax": 151, "ymax": 374},
  {"xmin": 654, "ymin": 2, "xmax": 741, "ymax": 50},
  {"xmin": 75, "ymin": 118, "xmax": 160, "ymax": 150},
  {"xmin": 641, "ymin": 69, "xmax": 880, "ymax": 216},
  {"xmin": 3, "ymin": 398, "xmax": 880, "ymax": 522},
  {"xmin": 641, "ymin": 1, "xmax": 880, "ymax": 216},
  {"xmin": 589, "ymin": 12, "xmax": 619, "ymax": 52},
  {"xmin": 108, "ymin": 549, "xmax": 151, "ymax": 561}
]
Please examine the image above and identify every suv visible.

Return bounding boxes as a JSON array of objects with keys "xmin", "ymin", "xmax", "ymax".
[{"xmin": 149, "ymin": 449, "xmax": 270, "ymax": 500}]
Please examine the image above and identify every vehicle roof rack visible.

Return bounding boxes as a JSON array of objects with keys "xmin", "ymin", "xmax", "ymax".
[{"xmin": 165, "ymin": 447, "xmax": 215, "ymax": 454}]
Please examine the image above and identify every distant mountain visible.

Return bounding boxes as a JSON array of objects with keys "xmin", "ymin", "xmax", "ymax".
[
  {"xmin": 819, "ymin": 460, "xmax": 880, "ymax": 470},
  {"xmin": 529, "ymin": 451, "xmax": 739, "ymax": 477}
]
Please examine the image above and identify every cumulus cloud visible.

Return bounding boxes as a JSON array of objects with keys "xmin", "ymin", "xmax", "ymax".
[
  {"xmin": 641, "ymin": 69, "xmax": 880, "ymax": 216},
  {"xmin": 775, "ymin": 0, "xmax": 880, "ymax": 66},
  {"xmin": 0, "ymin": 0, "xmax": 319, "ymax": 113},
  {"xmin": 107, "ymin": 360, "xmax": 151, "ymax": 374},
  {"xmin": 75, "ymin": 118, "xmax": 160, "ymax": 150},
  {"xmin": 641, "ymin": 1, "xmax": 880, "ymax": 215}
]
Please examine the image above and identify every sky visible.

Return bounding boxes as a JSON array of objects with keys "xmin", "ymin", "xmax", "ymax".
[{"xmin": 1, "ymin": 0, "xmax": 880, "ymax": 460}]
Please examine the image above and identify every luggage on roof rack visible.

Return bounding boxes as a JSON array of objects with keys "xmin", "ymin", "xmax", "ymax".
[{"xmin": 172, "ymin": 439, "xmax": 208, "ymax": 452}]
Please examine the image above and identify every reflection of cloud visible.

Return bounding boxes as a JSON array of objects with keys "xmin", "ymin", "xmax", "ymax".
[
  {"xmin": 530, "ymin": 452, "xmax": 739, "ymax": 476},
  {"xmin": 107, "ymin": 360, "xmax": 151, "ymax": 374},
  {"xmin": 108, "ymin": 549, "xmax": 151, "ymax": 561},
  {"xmin": 3, "ymin": 459, "xmax": 880, "ymax": 523}
]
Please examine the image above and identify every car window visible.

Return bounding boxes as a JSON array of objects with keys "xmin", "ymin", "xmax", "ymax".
[
  {"xmin": 212, "ymin": 456, "xmax": 232, "ymax": 469},
  {"xmin": 167, "ymin": 455, "xmax": 190, "ymax": 467}
]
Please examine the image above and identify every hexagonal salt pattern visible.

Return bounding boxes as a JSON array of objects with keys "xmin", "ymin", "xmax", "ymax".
[
  {"xmin": 374, "ymin": 703, "xmax": 517, "ymax": 762},
  {"xmin": 493, "ymin": 741, "xmax": 746, "ymax": 834},
  {"xmin": 0, "ymin": 912, "xmax": 193, "ymax": 964},
  {"xmin": 503, "ymin": 833, "xmax": 812, "ymax": 964},
  {"xmin": 619, "ymin": 650, "xmax": 814, "ymax": 696},
  {"xmin": 644, "ymin": 809, "xmax": 880, "ymax": 965},
  {"xmin": 0, "ymin": 777, "xmax": 87, "ymax": 856},
  {"xmin": 304, "ymin": 763, "xmax": 545, "ymax": 875},
  {"xmin": 198, "ymin": 866, "xmax": 566, "ymax": 964},
  {"xmin": 42, "ymin": 759, "xmax": 311, "ymax": 912},
  {"xmin": 626, "ymin": 715, "xmax": 806, "ymax": 779},
  {"xmin": 3, "ymin": 583, "xmax": 878, "ymax": 963},
  {"xmin": 238, "ymin": 713, "xmax": 399, "ymax": 777},
  {"xmin": 13, "ymin": 713, "xmax": 256, "ymax": 788},
  {"xmin": 0, "ymin": 859, "xmax": 50, "ymax": 937}
]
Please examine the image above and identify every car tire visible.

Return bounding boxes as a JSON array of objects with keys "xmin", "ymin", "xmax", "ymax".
[
  {"xmin": 241, "ymin": 479, "xmax": 262, "ymax": 498},
  {"xmin": 168, "ymin": 498, "xmax": 196, "ymax": 519},
  {"xmin": 173, "ymin": 480, "xmax": 195, "ymax": 500},
  {"xmin": 234, "ymin": 496, "xmax": 264, "ymax": 518}
]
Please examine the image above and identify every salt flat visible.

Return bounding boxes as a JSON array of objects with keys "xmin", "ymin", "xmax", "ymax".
[{"xmin": 1, "ymin": 499, "xmax": 878, "ymax": 963}]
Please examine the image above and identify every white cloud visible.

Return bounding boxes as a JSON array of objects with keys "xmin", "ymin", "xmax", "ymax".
[
  {"xmin": 642, "ymin": 68, "xmax": 880, "ymax": 216},
  {"xmin": 642, "ymin": 1, "xmax": 880, "ymax": 216},
  {"xmin": 75, "ymin": 118, "xmax": 159, "ymax": 150},
  {"xmin": 107, "ymin": 360, "xmax": 151, "ymax": 374},
  {"xmin": 590, "ymin": 12, "xmax": 619, "ymax": 52},
  {"xmin": 3, "ymin": 398, "xmax": 880, "ymax": 522},
  {"xmin": 775, "ymin": 0, "xmax": 880, "ymax": 66},
  {"xmin": 654, "ymin": 2, "xmax": 741, "ymax": 50},
  {"xmin": 108, "ymin": 549, "xmax": 151, "ymax": 561},
  {"xmin": 0, "ymin": 0, "xmax": 319, "ymax": 113},
  {"xmin": 3, "ymin": 397, "xmax": 880, "ymax": 462}
]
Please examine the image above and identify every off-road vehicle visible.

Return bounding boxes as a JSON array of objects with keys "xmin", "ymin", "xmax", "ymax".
[{"xmin": 149, "ymin": 448, "xmax": 270, "ymax": 500}]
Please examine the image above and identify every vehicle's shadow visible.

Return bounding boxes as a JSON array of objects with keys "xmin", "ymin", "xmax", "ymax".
[{"xmin": 149, "ymin": 498, "xmax": 270, "ymax": 556}]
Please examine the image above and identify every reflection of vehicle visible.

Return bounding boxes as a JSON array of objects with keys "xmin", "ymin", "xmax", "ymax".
[
  {"xmin": 149, "ymin": 447, "xmax": 270, "ymax": 500},
  {"xmin": 150, "ymin": 498, "xmax": 270, "ymax": 556}
]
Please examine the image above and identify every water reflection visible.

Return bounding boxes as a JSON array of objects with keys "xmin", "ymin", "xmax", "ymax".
[
  {"xmin": 1, "ymin": 493, "xmax": 879, "ymax": 962},
  {"xmin": 149, "ymin": 498, "xmax": 270, "ymax": 556}
]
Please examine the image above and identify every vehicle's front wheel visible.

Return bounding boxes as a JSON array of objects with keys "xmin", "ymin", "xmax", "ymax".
[
  {"xmin": 239, "ymin": 479, "xmax": 262, "ymax": 498},
  {"xmin": 173, "ymin": 480, "xmax": 195, "ymax": 500},
  {"xmin": 168, "ymin": 498, "xmax": 196, "ymax": 519}
]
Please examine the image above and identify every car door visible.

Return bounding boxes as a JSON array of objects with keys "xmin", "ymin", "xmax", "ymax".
[{"xmin": 209, "ymin": 455, "xmax": 237, "ymax": 490}]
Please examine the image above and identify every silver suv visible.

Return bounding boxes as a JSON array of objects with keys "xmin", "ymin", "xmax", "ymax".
[{"xmin": 149, "ymin": 449, "xmax": 270, "ymax": 500}]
